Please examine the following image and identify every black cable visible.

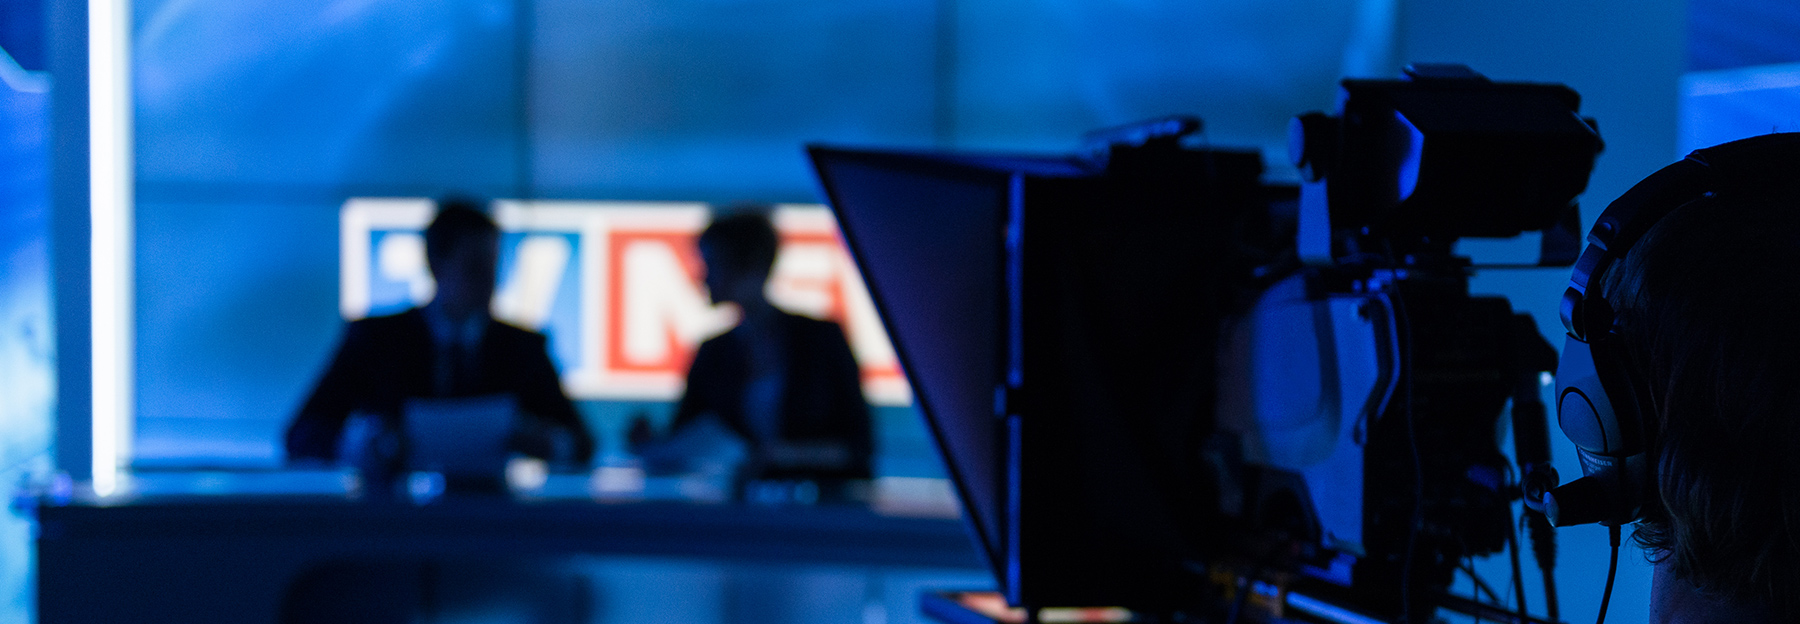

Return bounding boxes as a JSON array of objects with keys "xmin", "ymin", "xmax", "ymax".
[
  {"xmin": 1468, "ymin": 571, "xmax": 1502, "ymax": 607},
  {"xmin": 1383, "ymin": 246, "xmax": 1424, "ymax": 624},
  {"xmin": 1531, "ymin": 511, "xmax": 1561, "ymax": 622},
  {"xmin": 1505, "ymin": 506, "xmax": 1528, "ymax": 617},
  {"xmin": 1459, "ymin": 559, "xmax": 1503, "ymax": 611},
  {"xmin": 1542, "ymin": 567, "xmax": 1561, "ymax": 623},
  {"xmin": 1516, "ymin": 507, "xmax": 1562, "ymax": 620},
  {"xmin": 1454, "ymin": 535, "xmax": 1504, "ymax": 608},
  {"xmin": 1499, "ymin": 564, "xmax": 1517, "ymax": 623},
  {"xmin": 1508, "ymin": 354, "xmax": 1562, "ymax": 623},
  {"xmin": 1468, "ymin": 556, "xmax": 1483, "ymax": 624},
  {"xmin": 1596, "ymin": 525, "xmax": 1621, "ymax": 624}
]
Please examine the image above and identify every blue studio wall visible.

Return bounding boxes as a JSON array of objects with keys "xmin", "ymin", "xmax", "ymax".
[
  {"xmin": 43, "ymin": 0, "xmax": 1800, "ymax": 621},
  {"xmin": 129, "ymin": 0, "xmax": 1370, "ymax": 470},
  {"xmin": 1678, "ymin": 0, "xmax": 1800, "ymax": 152},
  {"xmin": 0, "ymin": 0, "xmax": 53, "ymax": 620},
  {"xmin": 132, "ymin": 0, "xmax": 525, "ymax": 466}
]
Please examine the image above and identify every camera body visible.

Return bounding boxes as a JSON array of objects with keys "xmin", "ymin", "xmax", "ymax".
[
  {"xmin": 1214, "ymin": 65, "xmax": 1600, "ymax": 620},
  {"xmin": 1290, "ymin": 64, "xmax": 1601, "ymax": 260},
  {"xmin": 810, "ymin": 64, "xmax": 1600, "ymax": 623}
]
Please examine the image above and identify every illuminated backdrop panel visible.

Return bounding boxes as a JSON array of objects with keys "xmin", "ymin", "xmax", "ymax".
[
  {"xmin": 0, "ymin": 47, "xmax": 51, "ymax": 624},
  {"xmin": 129, "ymin": 0, "xmax": 1387, "ymax": 469}
]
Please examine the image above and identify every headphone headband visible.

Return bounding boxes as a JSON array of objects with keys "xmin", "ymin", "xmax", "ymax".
[
  {"xmin": 1560, "ymin": 158, "xmax": 1709, "ymax": 338},
  {"xmin": 1561, "ymin": 133, "xmax": 1800, "ymax": 339}
]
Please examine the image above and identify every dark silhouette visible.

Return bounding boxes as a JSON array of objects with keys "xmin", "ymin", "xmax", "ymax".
[
  {"xmin": 634, "ymin": 210, "xmax": 872, "ymax": 490},
  {"xmin": 286, "ymin": 197, "xmax": 595, "ymax": 474},
  {"xmin": 1584, "ymin": 136, "xmax": 1800, "ymax": 623}
]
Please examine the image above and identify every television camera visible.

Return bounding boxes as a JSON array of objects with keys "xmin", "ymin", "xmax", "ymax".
[{"xmin": 809, "ymin": 64, "xmax": 1603, "ymax": 624}]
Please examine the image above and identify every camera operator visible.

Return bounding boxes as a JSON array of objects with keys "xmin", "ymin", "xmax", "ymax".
[{"xmin": 1569, "ymin": 134, "xmax": 1800, "ymax": 623}]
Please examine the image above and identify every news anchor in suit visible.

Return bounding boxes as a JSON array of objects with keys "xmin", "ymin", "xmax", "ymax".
[
  {"xmin": 285, "ymin": 198, "xmax": 595, "ymax": 471},
  {"xmin": 635, "ymin": 210, "xmax": 873, "ymax": 490}
]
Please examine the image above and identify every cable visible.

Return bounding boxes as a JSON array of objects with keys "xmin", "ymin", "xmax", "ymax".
[
  {"xmin": 1383, "ymin": 246, "xmax": 1424, "ymax": 624},
  {"xmin": 1499, "ymin": 563, "xmax": 1517, "ymax": 623},
  {"xmin": 1459, "ymin": 559, "xmax": 1502, "ymax": 604},
  {"xmin": 1595, "ymin": 525, "xmax": 1621, "ymax": 624},
  {"xmin": 1542, "ymin": 568, "xmax": 1561, "ymax": 623},
  {"xmin": 1469, "ymin": 556, "xmax": 1483, "ymax": 624},
  {"xmin": 1468, "ymin": 565, "xmax": 1499, "ymax": 604},
  {"xmin": 1452, "ymin": 533, "xmax": 1504, "ymax": 609},
  {"xmin": 1505, "ymin": 506, "xmax": 1528, "ymax": 617},
  {"xmin": 1520, "ymin": 505, "xmax": 1562, "ymax": 621}
]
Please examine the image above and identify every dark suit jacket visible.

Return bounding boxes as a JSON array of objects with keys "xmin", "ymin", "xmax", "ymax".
[
  {"xmin": 673, "ymin": 312, "xmax": 873, "ymax": 481},
  {"xmin": 286, "ymin": 308, "xmax": 595, "ymax": 465}
]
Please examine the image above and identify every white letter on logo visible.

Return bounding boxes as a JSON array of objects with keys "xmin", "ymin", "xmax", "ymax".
[
  {"xmin": 621, "ymin": 240, "xmax": 731, "ymax": 367},
  {"xmin": 493, "ymin": 235, "xmax": 572, "ymax": 330}
]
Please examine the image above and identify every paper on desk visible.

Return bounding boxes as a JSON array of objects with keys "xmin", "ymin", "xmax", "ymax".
[
  {"xmin": 635, "ymin": 413, "xmax": 748, "ymax": 478},
  {"xmin": 402, "ymin": 394, "xmax": 519, "ymax": 477}
]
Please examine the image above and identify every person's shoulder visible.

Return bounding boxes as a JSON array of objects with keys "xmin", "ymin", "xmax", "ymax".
[
  {"xmin": 782, "ymin": 311, "xmax": 843, "ymax": 332},
  {"xmin": 488, "ymin": 317, "xmax": 550, "ymax": 346},
  {"xmin": 783, "ymin": 312, "xmax": 849, "ymax": 342},
  {"xmin": 693, "ymin": 325, "xmax": 742, "ymax": 353},
  {"xmin": 357, "ymin": 308, "xmax": 421, "ymax": 324},
  {"xmin": 346, "ymin": 308, "xmax": 426, "ymax": 337}
]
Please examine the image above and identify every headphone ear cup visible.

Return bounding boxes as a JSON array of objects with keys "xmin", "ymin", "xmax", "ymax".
[
  {"xmin": 1591, "ymin": 336, "xmax": 1657, "ymax": 521},
  {"xmin": 1556, "ymin": 334, "xmax": 1627, "ymax": 455},
  {"xmin": 1554, "ymin": 332, "xmax": 1654, "ymax": 524},
  {"xmin": 1588, "ymin": 336, "xmax": 1651, "ymax": 458}
]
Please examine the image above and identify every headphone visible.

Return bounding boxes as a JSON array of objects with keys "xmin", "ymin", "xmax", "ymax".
[{"xmin": 1544, "ymin": 132, "xmax": 1800, "ymax": 527}]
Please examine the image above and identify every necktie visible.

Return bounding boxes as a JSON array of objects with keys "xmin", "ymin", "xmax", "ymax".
[{"xmin": 449, "ymin": 340, "xmax": 475, "ymax": 394}]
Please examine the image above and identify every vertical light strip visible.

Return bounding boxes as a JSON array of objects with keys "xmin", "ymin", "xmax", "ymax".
[{"xmin": 90, "ymin": 0, "xmax": 133, "ymax": 497}]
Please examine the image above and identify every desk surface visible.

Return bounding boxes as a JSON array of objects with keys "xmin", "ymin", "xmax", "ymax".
[
  {"xmin": 37, "ymin": 496, "xmax": 986, "ymax": 624},
  {"xmin": 39, "ymin": 496, "xmax": 983, "ymax": 568}
]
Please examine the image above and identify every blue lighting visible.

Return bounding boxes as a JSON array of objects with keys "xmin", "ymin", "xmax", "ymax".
[{"xmin": 0, "ymin": 32, "xmax": 52, "ymax": 624}]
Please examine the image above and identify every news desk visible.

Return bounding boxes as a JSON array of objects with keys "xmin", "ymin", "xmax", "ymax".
[{"xmin": 35, "ymin": 481, "xmax": 984, "ymax": 624}]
